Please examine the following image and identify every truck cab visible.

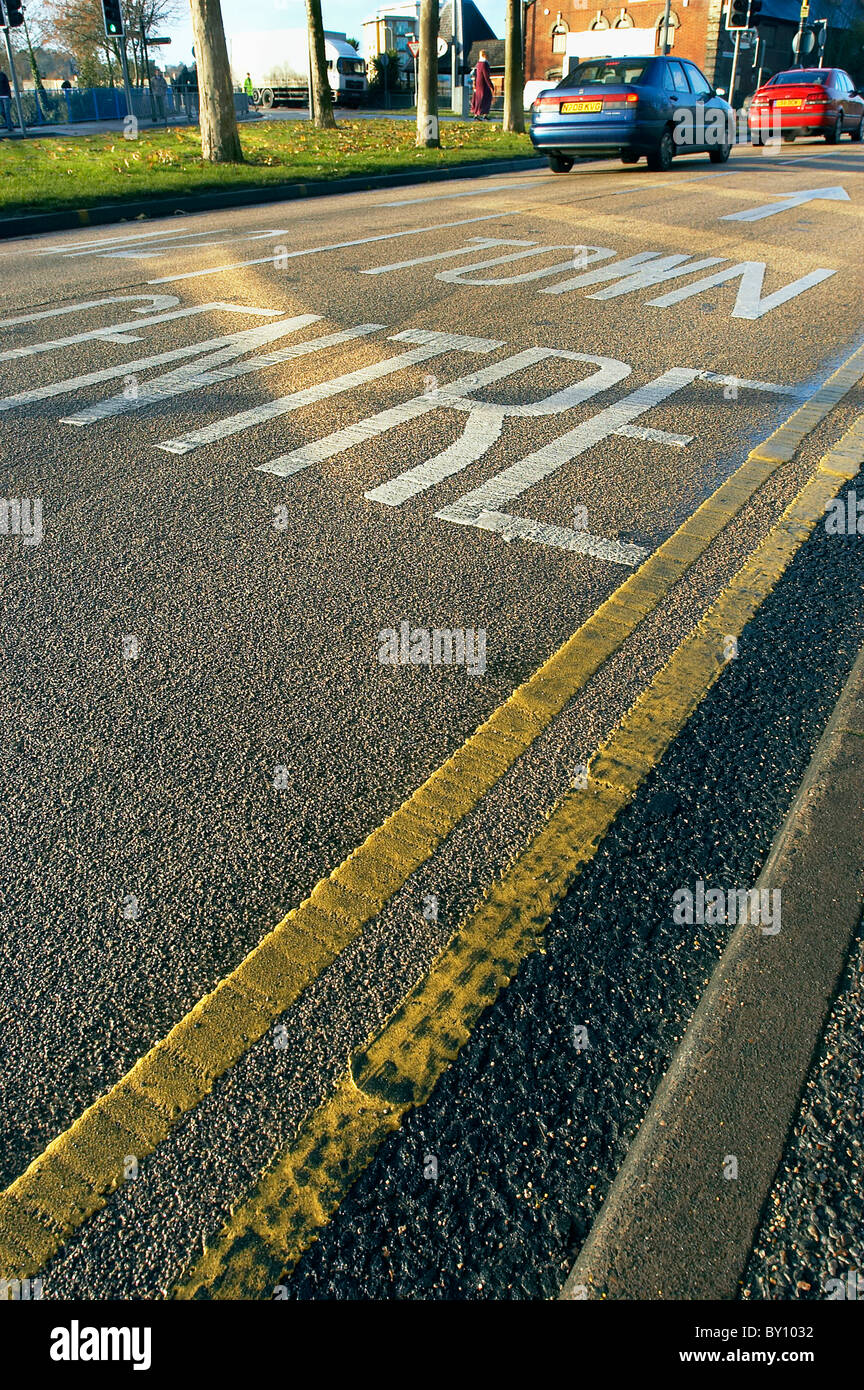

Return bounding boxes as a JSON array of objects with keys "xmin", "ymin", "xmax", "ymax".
[{"xmin": 230, "ymin": 30, "xmax": 369, "ymax": 110}]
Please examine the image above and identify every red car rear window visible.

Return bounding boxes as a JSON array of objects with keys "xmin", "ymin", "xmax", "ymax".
[{"xmin": 766, "ymin": 70, "xmax": 829, "ymax": 85}]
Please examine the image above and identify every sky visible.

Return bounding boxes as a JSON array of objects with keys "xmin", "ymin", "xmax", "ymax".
[{"xmin": 164, "ymin": 0, "xmax": 507, "ymax": 66}]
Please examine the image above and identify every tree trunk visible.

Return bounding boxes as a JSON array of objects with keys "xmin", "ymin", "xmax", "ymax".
[
  {"xmin": 503, "ymin": 0, "xmax": 525, "ymax": 133},
  {"xmin": 22, "ymin": 16, "xmax": 48, "ymax": 104},
  {"xmin": 187, "ymin": 0, "xmax": 244, "ymax": 162},
  {"xmin": 305, "ymin": 0, "xmax": 336, "ymax": 129},
  {"xmin": 416, "ymin": 0, "xmax": 440, "ymax": 148}
]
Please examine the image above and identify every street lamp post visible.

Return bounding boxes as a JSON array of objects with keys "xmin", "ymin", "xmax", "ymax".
[
  {"xmin": 0, "ymin": 10, "xmax": 27, "ymax": 133},
  {"xmin": 794, "ymin": 0, "xmax": 809, "ymax": 68},
  {"xmin": 660, "ymin": 0, "xmax": 673, "ymax": 54},
  {"xmin": 450, "ymin": 0, "xmax": 463, "ymax": 114},
  {"xmin": 140, "ymin": 22, "xmax": 156, "ymax": 121}
]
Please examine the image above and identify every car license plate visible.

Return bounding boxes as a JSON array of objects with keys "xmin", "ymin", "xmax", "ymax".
[
  {"xmin": 560, "ymin": 100, "xmax": 603, "ymax": 114},
  {"xmin": 775, "ymin": 98, "xmax": 801, "ymax": 109}
]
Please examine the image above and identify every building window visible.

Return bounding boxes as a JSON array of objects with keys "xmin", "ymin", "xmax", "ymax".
[
  {"xmin": 590, "ymin": 11, "xmax": 610, "ymax": 29},
  {"xmin": 551, "ymin": 12, "xmax": 569, "ymax": 53},
  {"xmin": 655, "ymin": 10, "xmax": 680, "ymax": 49},
  {"xmin": 614, "ymin": 9, "xmax": 635, "ymax": 26}
]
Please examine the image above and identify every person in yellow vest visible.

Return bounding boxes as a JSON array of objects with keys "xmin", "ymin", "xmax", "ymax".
[{"xmin": 243, "ymin": 73, "xmax": 254, "ymax": 97}]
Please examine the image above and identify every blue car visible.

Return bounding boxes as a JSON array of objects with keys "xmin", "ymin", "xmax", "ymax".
[{"xmin": 530, "ymin": 55, "xmax": 734, "ymax": 173}]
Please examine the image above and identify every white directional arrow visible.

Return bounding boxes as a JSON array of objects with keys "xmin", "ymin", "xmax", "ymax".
[{"xmin": 722, "ymin": 186, "xmax": 850, "ymax": 223}]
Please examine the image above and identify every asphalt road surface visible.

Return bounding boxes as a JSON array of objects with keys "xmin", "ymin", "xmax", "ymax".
[{"xmin": 1, "ymin": 137, "xmax": 863, "ymax": 1301}]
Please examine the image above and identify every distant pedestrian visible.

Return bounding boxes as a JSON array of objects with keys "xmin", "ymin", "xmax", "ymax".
[
  {"xmin": 470, "ymin": 49, "xmax": 493, "ymax": 120},
  {"xmin": 0, "ymin": 70, "xmax": 12, "ymax": 133},
  {"xmin": 243, "ymin": 72, "xmax": 254, "ymax": 97}
]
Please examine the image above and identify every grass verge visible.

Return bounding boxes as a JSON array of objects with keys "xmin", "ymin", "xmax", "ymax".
[{"xmin": 0, "ymin": 119, "xmax": 535, "ymax": 217}]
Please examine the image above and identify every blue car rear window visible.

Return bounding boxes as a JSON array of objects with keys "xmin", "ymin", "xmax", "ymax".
[{"xmin": 559, "ymin": 60, "xmax": 653, "ymax": 88}]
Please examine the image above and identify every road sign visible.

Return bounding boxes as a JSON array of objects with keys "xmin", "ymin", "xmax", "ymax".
[
  {"xmin": 148, "ymin": 36, "xmax": 172, "ymax": 46},
  {"xmin": 406, "ymin": 38, "xmax": 448, "ymax": 57}
]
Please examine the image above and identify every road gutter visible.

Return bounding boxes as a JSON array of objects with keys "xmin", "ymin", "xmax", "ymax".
[
  {"xmin": 561, "ymin": 638, "xmax": 864, "ymax": 1301},
  {"xmin": 0, "ymin": 157, "xmax": 544, "ymax": 242}
]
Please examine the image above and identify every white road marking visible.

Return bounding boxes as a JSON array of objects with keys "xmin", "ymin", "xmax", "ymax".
[
  {"xmin": 363, "ymin": 350, "xmax": 631, "ymax": 506},
  {"xmin": 95, "ymin": 229, "xmax": 298, "ymax": 260},
  {"xmin": 259, "ymin": 392, "xmax": 445, "ymax": 479},
  {"xmin": 470, "ymin": 510, "xmax": 649, "ymax": 566},
  {"xmin": 0, "ymin": 302, "xmax": 278, "ymax": 363},
  {"xmin": 0, "ymin": 294, "xmax": 180, "ymax": 330},
  {"xmin": 145, "ymin": 212, "xmax": 525, "ymax": 284},
  {"xmin": 382, "ymin": 181, "xmax": 540, "ymax": 207},
  {"xmin": 721, "ymin": 185, "xmax": 850, "ymax": 222},
  {"xmin": 260, "ymin": 349, "xmax": 630, "ymax": 489},
  {"xmin": 647, "ymin": 263, "xmax": 836, "ymax": 319},
  {"xmin": 360, "ymin": 232, "xmax": 835, "ymax": 320},
  {"xmin": 0, "ymin": 309, "xmax": 291, "ymax": 414},
  {"xmin": 63, "ymin": 321, "xmax": 385, "ymax": 425},
  {"xmin": 369, "ymin": 409, "xmax": 507, "ymax": 504},
  {"xmin": 436, "ymin": 368, "xmax": 700, "ymax": 523},
  {"xmin": 61, "ymin": 317, "xmax": 359, "ymax": 426},
  {"xmin": 157, "ymin": 330, "xmax": 503, "ymax": 454},
  {"xmin": 541, "ymin": 251, "xmax": 713, "ymax": 298},
  {"xmin": 589, "ymin": 256, "xmax": 727, "ymax": 300},
  {"xmin": 40, "ymin": 227, "xmax": 232, "ymax": 256},
  {"xmin": 437, "ymin": 244, "xmax": 617, "ymax": 286},
  {"xmin": 697, "ymin": 371, "xmax": 802, "ymax": 396},
  {"xmin": 361, "ymin": 237, "xmax": 534, "ymax": 275}
]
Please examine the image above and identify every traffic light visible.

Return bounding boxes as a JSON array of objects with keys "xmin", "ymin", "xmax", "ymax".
[
  {"xmin": 1, "ymin": 0, "xmax": 26, "ymax": 27},
  {"xmin": 749, "ymin": 0, "xmax": 763, "ymax": 26},
  {"xmin": 726, "ymin": 0, "xmax": 750, "ymax": 31},
  {"xmin": 101, "ymin": 0, "xmax": 124, "ymax": 39}
]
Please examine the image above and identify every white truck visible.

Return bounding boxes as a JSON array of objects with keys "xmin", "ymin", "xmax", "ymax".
[{"xmin": 229, "ymin": 29, "xmax": 368, "ymax": 109}]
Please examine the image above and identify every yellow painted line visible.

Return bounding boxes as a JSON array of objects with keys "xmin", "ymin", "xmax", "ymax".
[
  {"xmin": 174, "ymin": 410, "xmax": 864, "ymax": 1300},
  {"xmin": 2, "ymin": 346, "xmax": 864, "ymax": 1284}
]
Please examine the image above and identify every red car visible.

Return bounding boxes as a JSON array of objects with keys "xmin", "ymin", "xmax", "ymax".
[{"xmin": 748, "ymin": 67, "xmax": 864, "ymax": 144}]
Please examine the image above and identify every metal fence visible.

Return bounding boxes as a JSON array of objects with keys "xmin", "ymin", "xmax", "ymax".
[{"xmin": 12, "ymin": 86, "xmax": 250, "ymax": 128}]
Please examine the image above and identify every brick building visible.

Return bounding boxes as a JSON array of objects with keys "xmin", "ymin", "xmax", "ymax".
[
  {"xmin": 524, "ymin": 0, "xmax": 864, "ymax": 103},
  {"xmin": 525, "ymin": 1, "xmax": 725, "ymax": 85}
]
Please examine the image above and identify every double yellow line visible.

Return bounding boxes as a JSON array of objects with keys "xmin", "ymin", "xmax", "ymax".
[{"xmin": 2, "ymin": 342, "xmax": 864, "ymax": 1295}]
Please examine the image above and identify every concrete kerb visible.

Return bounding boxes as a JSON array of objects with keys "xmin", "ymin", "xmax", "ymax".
[
  {"xmin": 0, "ymin": 157, "xmax": 545, "ymax": 242},
  {"xmin": 561, "ymin": 640, "xmax": 864, "ymax": 1301}
]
